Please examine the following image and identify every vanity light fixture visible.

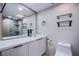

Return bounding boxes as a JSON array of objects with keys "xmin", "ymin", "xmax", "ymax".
[
  {"xmin": 8, "ymin": 16, "xmax": 12, "ymax": 18},
  {"xmin": 16, "ymin": 14, "xmax": 24, "ymax": 18},
  {"xmin": 41, "ymin": 21, "xmax": 46, "ymax": 25}
]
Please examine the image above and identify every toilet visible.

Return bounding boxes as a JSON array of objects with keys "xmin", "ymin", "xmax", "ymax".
[{"xmin": 55, "ymin": 42, "xmax": 72, "ymax": 56}]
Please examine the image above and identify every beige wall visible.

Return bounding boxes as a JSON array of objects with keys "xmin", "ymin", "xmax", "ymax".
[{"xmin": 37, "ymin": 3, "xmax": 79, "ymax": 55}]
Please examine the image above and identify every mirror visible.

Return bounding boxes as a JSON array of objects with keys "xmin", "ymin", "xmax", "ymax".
[
  {"xmin": 2, "ymin": 3, "xmax": 36, "ymax": 37},
  {"xmin": 2, "ymin": 18, "xmax": 23, "ymax": 37}
]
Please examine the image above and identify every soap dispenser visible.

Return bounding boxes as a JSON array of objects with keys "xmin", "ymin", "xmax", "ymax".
[{"xmin": 27, "ymin": 23, "xmax": 33, "ymax": 36}]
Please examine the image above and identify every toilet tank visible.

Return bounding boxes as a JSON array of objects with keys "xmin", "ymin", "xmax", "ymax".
[{"xmin": 55, "ymin": 42, "xmax": 72, "ymax": 56}]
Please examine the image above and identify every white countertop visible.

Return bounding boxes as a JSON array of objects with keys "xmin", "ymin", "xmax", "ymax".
[
  {"xmin": 0, "ymin": 34, "xmax": 46, "ymax": 51},
  {"xmin": 2, "ymin": 35, "xmax": 27, "ymax": 40}
]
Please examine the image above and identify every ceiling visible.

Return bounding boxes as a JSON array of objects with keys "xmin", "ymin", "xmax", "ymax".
[
  {"xmin": 3, "ymin": 3, "xmax": 34, "ymax": 19},
  {"xmin": 23, "ymin": 3, "xmax": 53, "ymax": 12},
  {"xmin": 2, "ymin": 3, "xmax": 57, "ymax": 19}
]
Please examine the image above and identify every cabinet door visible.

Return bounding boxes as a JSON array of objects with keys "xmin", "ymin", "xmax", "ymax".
[
  {"xmin": 2, "ymin": 48, "xmax": 16, "ymax": 56},
  {"xmin": 2, "ymin": 44, "xmax": 29, "ymax": 56},
  {"xmin": 13, "ymin": 44, "xmax": 29, "ymax": 56},
  {"xmin": 39, "ymin": 38, "xmax": 46, "ymax": 55},
  {"xmin": 28, "ymin": 40, "xmax": 41, "ymax": 56},
  {"xmin": 28, "ymin": 38, "xmax": 46, "ymax": 56}
]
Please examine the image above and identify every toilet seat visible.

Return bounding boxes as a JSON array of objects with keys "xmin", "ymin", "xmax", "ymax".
[{"xmin": 55, "ymin": 42, "xmax": 72, "ymax": 56}]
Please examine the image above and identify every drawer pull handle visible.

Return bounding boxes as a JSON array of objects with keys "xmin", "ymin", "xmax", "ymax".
[{"xmin": 13, "ymin": 45, "xmax": 23, "ymax": 48}]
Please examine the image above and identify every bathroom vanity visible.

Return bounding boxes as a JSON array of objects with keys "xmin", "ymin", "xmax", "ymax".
[{"xmin": 0, "ymin": 34, "xmax": 47, "ymax": 56}]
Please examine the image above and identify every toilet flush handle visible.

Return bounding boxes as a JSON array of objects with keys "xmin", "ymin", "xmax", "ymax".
[{"xmin": 47, "ymin": 39, "xmax": 52, "ymax": 42}]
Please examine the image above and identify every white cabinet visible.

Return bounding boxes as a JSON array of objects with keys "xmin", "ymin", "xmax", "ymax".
[
  {"xmin": 29, "ymin": 39, "xmax": 41, "ymax": 56},
  {"xmin": 29, "ymin": 38, "xmax": 46, "ymax": 56},
  {"xmin": 2, "ymin": 48, "xmax": 16, "ymax": 56},
  {"xmin": 1, "ymin": 37, "xmax": 46, "ymax": 56},
  {"xmin": 39, "ymin": 38, "xmax": 46, "ymax": 55},
  {"xmin": 13, "ymin": 44, "xmax": 29, "ymax": 56},
  {"xmin": 2, "ymin": 44, "xmax": 29, "ymax": 56},
  {"xmin": 47, "ymin": 40, "xmax": 55, "ymax": 56}
]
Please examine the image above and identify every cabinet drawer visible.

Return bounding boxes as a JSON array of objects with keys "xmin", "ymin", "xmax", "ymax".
[
  {"xmin": 2, "ymin": 44, "xmax": 29, "ymax": 56},
  {"xmin": 2, "ymin": 48, "xmax": 16, "ymax": 56}
]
